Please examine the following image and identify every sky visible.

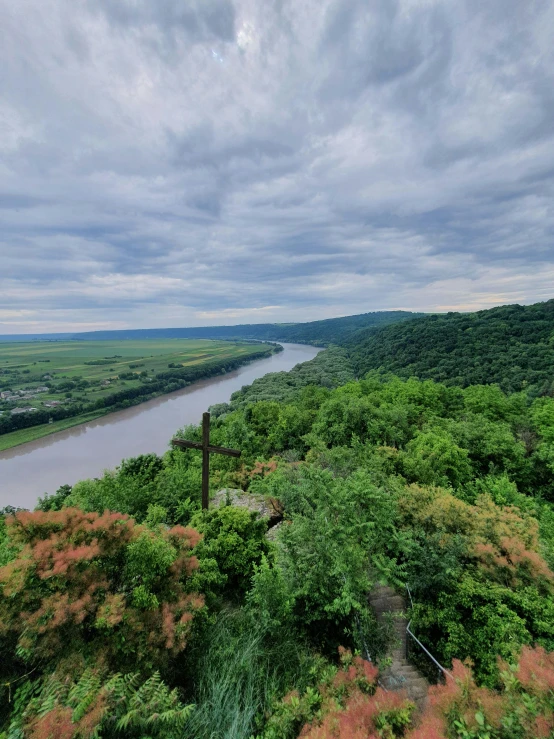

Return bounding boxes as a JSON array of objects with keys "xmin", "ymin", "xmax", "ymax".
[{"xmin": 1, "ymin": 0, "xmax": 554, "ymax": 334}]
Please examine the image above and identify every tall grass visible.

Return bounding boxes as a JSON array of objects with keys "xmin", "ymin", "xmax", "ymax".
[{"xmin": 182, "ymin": 612, "xmax": 315, "ymax": 739}]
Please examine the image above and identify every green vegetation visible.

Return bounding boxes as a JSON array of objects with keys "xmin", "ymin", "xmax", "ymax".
[
  {"xmin": 210, "ymin": 345, "xmax": 355, "ymax": 415},
  {"xmin": 0, "ymin": 409, "xmax": 108, "ymax": 452},
  {"xmin": 4, "ymin": 316, "xmax": 554, "ymax": 736},
  {"xmin": 0, "ymin": 309, "xmax": 423, "ymax": 346},
  {"xmin": 347, "ymin": 299, "xmax": 554, "ymax": 393},
  {"xmin": 0, "ymin": 339, "xmax": 280, "ymax": 449}
]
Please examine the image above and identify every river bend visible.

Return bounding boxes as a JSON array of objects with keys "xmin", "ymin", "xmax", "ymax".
[{"xmin": 0, "ymin": 343, "xmax": 321, "ymax": 509}]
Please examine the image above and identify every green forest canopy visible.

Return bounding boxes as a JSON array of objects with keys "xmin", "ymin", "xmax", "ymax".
[
  {"xmin": 346, "ymin": 299, "xmax": 554, "ymax": 393},
  {"xmin": 3, "ymin": 298, "xmax": 554, "ymax": 738},
  {"xmin": 3, "ymin": 338, "xmax": 554, "ymax": 736}
]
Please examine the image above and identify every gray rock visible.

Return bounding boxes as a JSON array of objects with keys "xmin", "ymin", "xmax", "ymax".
[{"xmin": 211, "ymin": 489, "xmax": 284, "ymax": 534}]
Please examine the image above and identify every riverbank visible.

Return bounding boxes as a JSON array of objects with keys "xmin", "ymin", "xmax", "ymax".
[
  {"xmin": 0, "ymin": 342, "xmax": 280, "ymax": 452},
  {"xmin": 0, "ymin": 410, "xmax": 111, "ymax": 452},
  {"xmin": 0, "ymin": 344, "xmax": 321, "ymax": 508}
]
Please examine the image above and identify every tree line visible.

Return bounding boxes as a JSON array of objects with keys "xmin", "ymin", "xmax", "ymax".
[
  {"xmin": 0, "ymin": 346, "xmax": 278, "ymax": 436},
  {"xmin": 346, "ymin": 299, "xmax": 554, "ymax": 393}
]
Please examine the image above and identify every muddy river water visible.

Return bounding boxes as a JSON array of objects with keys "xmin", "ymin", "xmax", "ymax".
[{"xmin": 0, "ymin": 343, "xmax": 321, "ymax": 509}]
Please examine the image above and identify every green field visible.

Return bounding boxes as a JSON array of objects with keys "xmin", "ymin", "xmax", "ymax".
[
  {"xmin": 0, "ymin": 410, "xmax": 111, "ymax": 452},
  {"xmin": 0, "ymin": 339, "xmax": 273, "ymax": 450}
]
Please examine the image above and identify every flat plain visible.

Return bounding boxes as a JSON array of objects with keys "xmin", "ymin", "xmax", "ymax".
[{"xmin": 0, "ymin": 339, "xmax": 265, "ymax": 451}]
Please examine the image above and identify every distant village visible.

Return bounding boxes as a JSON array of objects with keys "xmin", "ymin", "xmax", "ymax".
[
  {"xmin": 0, "ymin": 386, "xmax": 58, "ymax": 416},
  {"xmin": 0, "ymin": 374, "xmax": 113, "ymax": 419}
]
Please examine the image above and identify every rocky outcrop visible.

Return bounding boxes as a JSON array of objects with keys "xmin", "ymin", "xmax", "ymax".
[
  {"xmin": 368, "ymin": 584, "xmax": 429, "ymax": 709},
  {"xmin": 212, "ymin": 489, "xmax": 283, "ymax": 529}
]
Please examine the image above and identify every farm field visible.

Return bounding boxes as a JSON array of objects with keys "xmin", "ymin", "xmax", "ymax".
[{"xmin": 0, "ymin": 339, "xmax": 275, "ymax": 450}]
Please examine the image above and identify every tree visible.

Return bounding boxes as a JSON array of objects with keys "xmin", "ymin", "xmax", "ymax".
[
  {"xmin": 0, "ymin": 509, "xmax": 204, "ymax": 673},
  {"xmin": 190, "ymin": 505, "xmax": 270, "ymax": 598},
  {"xmin": 402, "ymin": 430, "xmax": 473, "ymax": 488}
]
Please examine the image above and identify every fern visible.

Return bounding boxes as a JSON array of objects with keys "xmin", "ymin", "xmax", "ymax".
[
  {"xmin": 67, "ymin": 670, "xmax": 103, "ymax": 723},
  {"xmin": 17, "ymin": 667, "xmax": 193, "ymax": 738},
  {"xmin": 108, "ymin": 672, "xmax": 194, "ymax": 735}
]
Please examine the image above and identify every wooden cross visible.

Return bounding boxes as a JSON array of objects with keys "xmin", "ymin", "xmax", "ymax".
[{"xmin": 171, "ymin": 412, "xmax": 241, "ymax": 510}]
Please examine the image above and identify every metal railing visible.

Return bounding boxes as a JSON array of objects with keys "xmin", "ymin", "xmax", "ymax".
[{"xmin": 405, "ymin": 585, "xmax": 453, "ymax": 684}]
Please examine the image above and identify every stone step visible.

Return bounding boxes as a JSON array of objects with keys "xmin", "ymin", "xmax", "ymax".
[
  {"xmin": 387, "ymin": 660, "xmax": 425, "ymax": 673},
  {"xmin": 382, "ymin": 678, "xmax": 427, "ymax": 695},
  {"xmin": 390, "ymin": 667, "xmax": 420, "ymax": 678},
  {"xmin": 371, "ymin": 599, "xmax": 405, "ymax": 611},
  {"xmin": 368, "ymin": 583, "xmax": 429, "ymax": 711},
  {"xmin": 398, "ymin": 676, "xmax": 429, "ymax": 690},
  {"xmin": 385, "ymin": 677, "xmax": 428, "ymax": 693}
]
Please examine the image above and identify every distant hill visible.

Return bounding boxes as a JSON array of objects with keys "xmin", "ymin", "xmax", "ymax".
[
  {"xmin": 0, "ymin": 311, "xmax": 423, "ymax": 345},
  {"xmin": 0, "ymin": 333, "xmax": 74, "ymax": 342},
  {"xmin": 347, "ymin": 299, "xmax": 554, "ymax": 393},
  {"xmin": 269, "ymin": 311, "xmax": 424, "ymax": 345},
  {"xmin": 67, "ymin": 311, "xmax": 422, "ymax": 345}
]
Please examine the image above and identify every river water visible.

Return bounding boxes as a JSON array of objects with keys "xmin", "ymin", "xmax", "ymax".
[{"xmin": 0, "ymin": 343, "xmax": 321, "ymax": 509}]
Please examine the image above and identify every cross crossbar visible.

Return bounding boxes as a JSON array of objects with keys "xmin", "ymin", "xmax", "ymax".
[
  {"xmin": 171, "ymin": 412, "xmax": 241, "ymax": 509},
  {"xmin": 172, "ymin": 439, "xmax": 241, "ymax": 457}
]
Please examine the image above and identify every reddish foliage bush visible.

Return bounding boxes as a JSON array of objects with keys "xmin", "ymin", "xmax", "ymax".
[
  {"xmin": 295, "ymin": 646, "xmax": 554, "ymax": 739},
  {"xmin": 302, "ymin": 687, "xmax": 412, "ymax": 739},
  {"xmin": 298, "ymin": 649, "xmax": 413, "ymax": 739},
  {"xmin": 249, "ymin": 459, "xmax": 279, "ymax": 480},
  {"xmin": 515, "ymin": 645, "xmax": 554, "ymax": 694},
  {"xmin": 27, "ymin": 706, "xmax": 75, "ymax": 739},
  {"xmin": 0, "ymin": 508, "xmax": 204, "ymax": 671},
  {"xmin": 405, "ymin": 647, "xmax": 554, "ymax": 739}
]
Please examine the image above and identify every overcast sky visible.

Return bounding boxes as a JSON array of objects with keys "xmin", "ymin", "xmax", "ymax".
[{"xmin": 1, "ymin": 0, "xmax": 554, "ymax": 333}]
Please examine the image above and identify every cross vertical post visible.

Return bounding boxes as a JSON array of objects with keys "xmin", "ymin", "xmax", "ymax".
[
  {"xmin": 171, "ymin": 412, "xmax": 242, "ymax": 511},
  {"xmin": 202, "ymin": 412, "xmax": 210, "ymax": 510}
]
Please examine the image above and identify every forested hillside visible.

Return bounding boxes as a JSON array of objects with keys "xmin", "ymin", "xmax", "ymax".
[
  {"xmin": 3, "ymin": 346, "xmax": 554, "ymax": 737},
  {"xmin": 347, "ymin": 299, "xmax": 554, "ymax": 393},
  {"xmin": 46, "ymin": 310, "xmax": 421, "ymax": 346},
  {"xmin": 211, "ymin": 346, "xmax": 355, "ymax": 414}
]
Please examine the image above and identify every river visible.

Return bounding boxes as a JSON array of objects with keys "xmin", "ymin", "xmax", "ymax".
[{"xmin": 0, "ymin": 343, "xmax": 321, "ymax": 509}]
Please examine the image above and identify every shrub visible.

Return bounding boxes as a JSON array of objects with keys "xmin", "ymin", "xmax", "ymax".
[
  {"xmin": 263, "ymin": 648, "xmax": 412, "ymax": 739},
  {"xmin": 190, "ymin": 505, "xmax": 270, "ymax": 598},
  {"xmin": 277, "ymin": 646, "xmax": 554, "ymax": 739},
  {"xmin": 0, "ymin": 509, "xmax": 204, "ymax": 673},
  {"xmin": 9, "ymin": 667, "xmax": 193, "ymax": 739},
  {"xmin": 407, "ymin": 646, "xmax": 554, "ymax": 739},
  {"xmin": 398, "ymin": 484, "xmax": 554, "ymax": 684}
]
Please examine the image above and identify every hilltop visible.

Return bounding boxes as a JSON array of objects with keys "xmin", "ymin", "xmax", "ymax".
[
  {"xmin": 0, "ymin": 310, "xmax": 423, "ymax": 346},
  {"xmin": 3, "ymin": 300, "xmax": 554, "ymax": 737},
  {"xmin": 346, "ymin": 299, "xmax": 554, "ymax": 393}
]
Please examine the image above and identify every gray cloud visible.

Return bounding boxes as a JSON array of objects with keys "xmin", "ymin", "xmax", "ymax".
[
  {"xmin": 91, "ymin": 0, "xmax": 236, "ymax": 43},
  {"xmin": 1, "ymin": 0, "xmax": 554, "ymax": 333}
]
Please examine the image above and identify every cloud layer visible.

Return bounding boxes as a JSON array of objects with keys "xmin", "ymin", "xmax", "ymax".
[{"xmin": 1, "ymin": 0, "xmax": 554, "ymax": 332}]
